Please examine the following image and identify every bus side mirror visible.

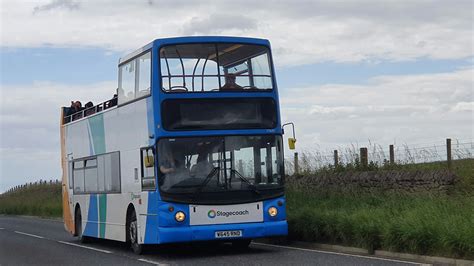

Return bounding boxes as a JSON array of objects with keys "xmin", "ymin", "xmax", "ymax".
[
  {"xmin": 288, "ymin": 138, "xmax": 296, "ymax": 150},
  {"xmin": 144, "ymin": 155, "xmax": 154, "ymax": 168},
  {"xmin": 282, "ymin": 122, "xmax": 297, "ymax": 150}
]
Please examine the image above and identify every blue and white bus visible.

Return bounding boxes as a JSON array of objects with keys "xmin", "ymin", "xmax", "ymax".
[{"xmin": 61, "ymin": 36, "xmax": 294, "ymax": 254}]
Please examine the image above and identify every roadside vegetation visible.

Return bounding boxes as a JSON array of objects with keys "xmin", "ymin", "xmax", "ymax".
[
  {"xmin": 286, "ymin": 190, "xmax": 474, "ymax": 259},
  {"xmin": 0, "ymin": 181, "xmax": 62, "ymax": 218},
  {"xmin": 286, "ymin": 158, "xmax": 474, "ymax": 259}
]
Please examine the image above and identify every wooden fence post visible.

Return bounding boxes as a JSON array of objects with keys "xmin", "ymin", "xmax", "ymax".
[
  {"xmin": 294, "ymin": 152, "xmax": 299, "ymax": 175},
  {"xmin": 334, "ymin": 150, "xmax": 339, "ymax": 167},
  {"xmin": 360, "ymin": 147, "xmax": 368, "ymax": 168},
  {"xmin": 446, "ymin": 138, "xmax": 452, "ymax": 170},
  {"xmin": 389, "ymin": 145, "xmax": 395, "ymax": 164}
]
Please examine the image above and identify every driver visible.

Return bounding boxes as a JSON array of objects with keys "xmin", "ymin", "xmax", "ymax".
[
  {"xmin": 190, "ymin": 151, "xmax": 213, "ymax": 178},
  {"xmin": 158, "ymin": 143, "xmax": 188, "ymax": 190},
  {"xmin": 220, "ymin": 73, "xmax": 243, "ymax": 91}
]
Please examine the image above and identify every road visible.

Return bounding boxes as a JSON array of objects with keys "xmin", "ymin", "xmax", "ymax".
[{"xmin": 0, "ymin": 216, "xmax": 423, "ymax": 265}]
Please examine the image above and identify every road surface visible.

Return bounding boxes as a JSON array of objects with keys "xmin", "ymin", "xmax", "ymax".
[{"xmin": 0, "ymin": 215, "xmax": 423, "ymax": 265}]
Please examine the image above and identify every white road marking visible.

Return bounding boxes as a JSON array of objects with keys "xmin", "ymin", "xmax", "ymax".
[
  {"xmin": 252, "ymin": 243, "xmax": 423, "ymax": 265},
  {"xmin": 0, "ymin": 228, "xmax": 4, "ymax": 230},
  {"xmin": 14, "ymin": 231, "xmax": 45, "ymax": 239},
  {"xmin": 138, "ymin": 258, "xmax": 165, "ymax": 265},
  {"xmin": 57, "ymin": 241, "xmax": 112, "ymax": 254}
]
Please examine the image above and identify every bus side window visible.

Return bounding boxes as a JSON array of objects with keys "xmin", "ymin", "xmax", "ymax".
[
  {"xmin": 118, "ymin": 60, "xmax": 136, "ymax": 105},
  {"xmin": 141, "ymin": 147, "xmax": 156, "ymax": 190},
  {"xmin": 137, "ymin": 52, "xmax": 151, "ymax": 98},
  {"xmin": 73, "ymin": 160, "xmax": 85, "ymax": 193}
]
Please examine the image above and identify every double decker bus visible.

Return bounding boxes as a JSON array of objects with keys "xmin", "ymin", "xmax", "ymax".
[{"xmin": 60, "ymin": 36, "xmax": 295, "ymax": 254}]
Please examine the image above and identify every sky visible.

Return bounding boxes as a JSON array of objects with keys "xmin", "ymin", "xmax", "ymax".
[{"xmin": 1, "ymin": 0, "xmax": 473, "ymax": 192}]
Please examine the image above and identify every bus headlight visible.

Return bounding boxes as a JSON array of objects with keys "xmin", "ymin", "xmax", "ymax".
[
  {"xmin": 175, "ymin": 211, "xmax": 186, "ymax": 222},
  {"xmin": 268, "ymin": 207, "xmax": 278, "ymax": 217}
]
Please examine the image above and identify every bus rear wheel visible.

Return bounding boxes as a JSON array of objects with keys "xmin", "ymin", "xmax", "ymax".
[
  {"xmin": 75, "ymin": 207, "xmax": 91, "ymax": 243},
  {"xmin": 128, "ymin": 210, "xmax": 143, "ymax": 255}
]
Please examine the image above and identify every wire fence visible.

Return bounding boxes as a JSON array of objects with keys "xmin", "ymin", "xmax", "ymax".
[
  {"xmin": 287, "ymin": 138, "xmax": 473, "ymax": 174},
  {"xmin": 2, "ymin": 179, "xmax": 61, "ymax": 195}
]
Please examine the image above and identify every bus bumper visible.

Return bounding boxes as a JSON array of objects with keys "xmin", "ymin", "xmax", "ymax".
[{"xmin": 155, "ymin": 220, "xmax": 287, "ymax": 244}]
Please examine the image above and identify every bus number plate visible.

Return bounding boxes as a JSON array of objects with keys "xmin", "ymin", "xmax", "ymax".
[{"xmin": 215, "ymin": 230, "xmax": 242, "ymax": 238}]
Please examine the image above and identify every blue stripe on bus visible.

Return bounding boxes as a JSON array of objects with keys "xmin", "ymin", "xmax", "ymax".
[
  {"xmin": 83, "ymin": 194, "xmax": 98, "ymax": 237},
  {"xmin": 144, "ymin": 191, "xmax": 160, "ymax": 244}
]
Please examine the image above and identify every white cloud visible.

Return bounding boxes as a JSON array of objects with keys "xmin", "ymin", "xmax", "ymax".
[
  {"xmin": 452, "ymin": 102, "xmax": 474, "ymax": 112},
  {"xmin": 279, "ymin": 68, "xmax": 474, "ymax": 152},
  {"xmin": 0, "ymin": 81, "xmax": 114, "ymax": 191},
  {"xmin": 1, "ymin": 0, "xmax": 472, "ymax": 65}
]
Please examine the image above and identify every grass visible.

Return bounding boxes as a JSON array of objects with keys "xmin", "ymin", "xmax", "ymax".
[
  {"xmin": 286, "ymin": 190, "xmax": 474, "ymax": 259},
  {"xmin": 285, "ymin": 158, "xmax": 474, "ymax": 259},
  {"xmin": 0, "ymin": 182, "xmax": 62, "ymax": 218}
]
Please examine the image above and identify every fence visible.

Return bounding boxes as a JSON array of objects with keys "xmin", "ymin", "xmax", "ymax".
[
  {"xmin": 289, "ymin": 138, "xmax": 473, "ymax": 174},
  {"xmin": 2, "ymin": 179, "xmax": 61, "ymax": 195}
]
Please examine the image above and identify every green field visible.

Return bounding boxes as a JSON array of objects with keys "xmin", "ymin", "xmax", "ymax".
[{"xmin": 0, "ymin": 182, "xmax": 62, "ymax": 218}]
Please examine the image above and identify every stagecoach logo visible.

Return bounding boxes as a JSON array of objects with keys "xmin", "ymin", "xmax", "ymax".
[
  {"xmin": 130, "ymin": 193, "xmax": 141, "ymax": 201},
  {"xmin": 207, "ymin": 209, "xmax": 250, "ymax": 219},
  {"xmin": 208, "ymin": 210, "xmax": 216, "ymax": 218}
]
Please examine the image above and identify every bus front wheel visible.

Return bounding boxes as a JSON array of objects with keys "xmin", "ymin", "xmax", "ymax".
[
  {"xmin": 232, "ymin": 239, "xmax": 252, "ymax": 249},
  {"xmin": 128, "ymin": 210, "xmax": 143, "ymax": 254}
]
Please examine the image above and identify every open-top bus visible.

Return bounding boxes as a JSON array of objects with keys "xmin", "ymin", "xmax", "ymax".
[{"xmin": 60, "ymin": 36, "xmax": 295, "ymax": 254}]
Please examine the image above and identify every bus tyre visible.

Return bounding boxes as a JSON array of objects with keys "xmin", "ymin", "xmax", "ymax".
[
  {"xmin": 75, "ymin": 207, "xmax": 91, "ymax": 243},
  {"xmin": 128, "ymin": 211, "xmax": 143, "ymax": 255},
  {"xmin": 232, "ymin": 239, "xmax": 251, "ymax": 249}
]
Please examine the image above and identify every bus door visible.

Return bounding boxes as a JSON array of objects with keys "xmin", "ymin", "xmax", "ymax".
[{"xmin": 139, "ymin": 147, "xmax": 156, "ymax": 240}]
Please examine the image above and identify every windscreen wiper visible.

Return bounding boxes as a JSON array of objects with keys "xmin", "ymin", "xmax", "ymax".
[
  {"xmin": 230, "ymin": 169, "xmax": 260, "ymax": 195},
  {"xmin": 193, "ymin": 167, "xmax": 220, "ymax": 199}
]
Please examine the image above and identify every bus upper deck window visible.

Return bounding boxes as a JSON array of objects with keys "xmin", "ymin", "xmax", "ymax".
[
  {"xmin": 160, "ymin": 43, "xmax": 273, "ymax": 93},
  {"xmin": 118, "ymin": 60, "xmax": 136, "ymax": 104},
  {"xmin": 137, "ymin": 52, "xmax": 151, "ymax": 98}
]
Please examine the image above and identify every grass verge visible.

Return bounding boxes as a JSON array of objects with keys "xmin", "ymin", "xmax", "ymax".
[
  {"xmin": 0, "ymin": 183, "xmax": 62, "ymax": 218},
  {"xmin": 286, "ymin": 189, "xmax": 474, "ymax": 259}
]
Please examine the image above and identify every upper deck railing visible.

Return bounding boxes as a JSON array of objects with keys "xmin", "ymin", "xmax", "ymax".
[{"xmin": 63, "ymin": 96, "xmax": 117, "ymax": 124}]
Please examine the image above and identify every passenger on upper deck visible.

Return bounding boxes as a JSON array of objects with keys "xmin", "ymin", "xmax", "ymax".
[
  {"xmin": 84, "ymin": 101, "xmax": 95, "ymax": 116},
  {"xmin": 110, "ymin": 94, "xmax": 118, "ymax": 107},
  {"xmin": 66, "ymin": 101, "xmax": 83, "ymax": 116},
  {"xmin": 220, "ymin": 73, "xmax": 243, "ymax": 91}
]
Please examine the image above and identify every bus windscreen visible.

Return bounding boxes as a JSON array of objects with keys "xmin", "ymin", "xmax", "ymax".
[
  {"xmin": 160, "ymin": 43, "xmax": 273, "ymax": 92},
  {"xmin": 161, "ymin": 98, "xmax": 277, "ymax": 131}
]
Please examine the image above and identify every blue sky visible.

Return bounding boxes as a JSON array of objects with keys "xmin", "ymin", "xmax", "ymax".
[{"xmin": 0, "ymin": 0, "xmax": 473, "ymax": 192}]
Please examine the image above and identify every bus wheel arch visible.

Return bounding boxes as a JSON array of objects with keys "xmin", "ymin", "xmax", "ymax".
[
  {"xmin": 125, "ymin": 203, "xmax": 143, "ymax": 254},
  {"xmin": 74, "ymin": 203, "xmax": 91, "ymax": 243},
  {"xmin": 125, "ymin": 204, "xmax": 135, "ymax": 243},
  {"xmin": 74, "ymin": 204, "xmax": 81, "ymax": 236}
]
